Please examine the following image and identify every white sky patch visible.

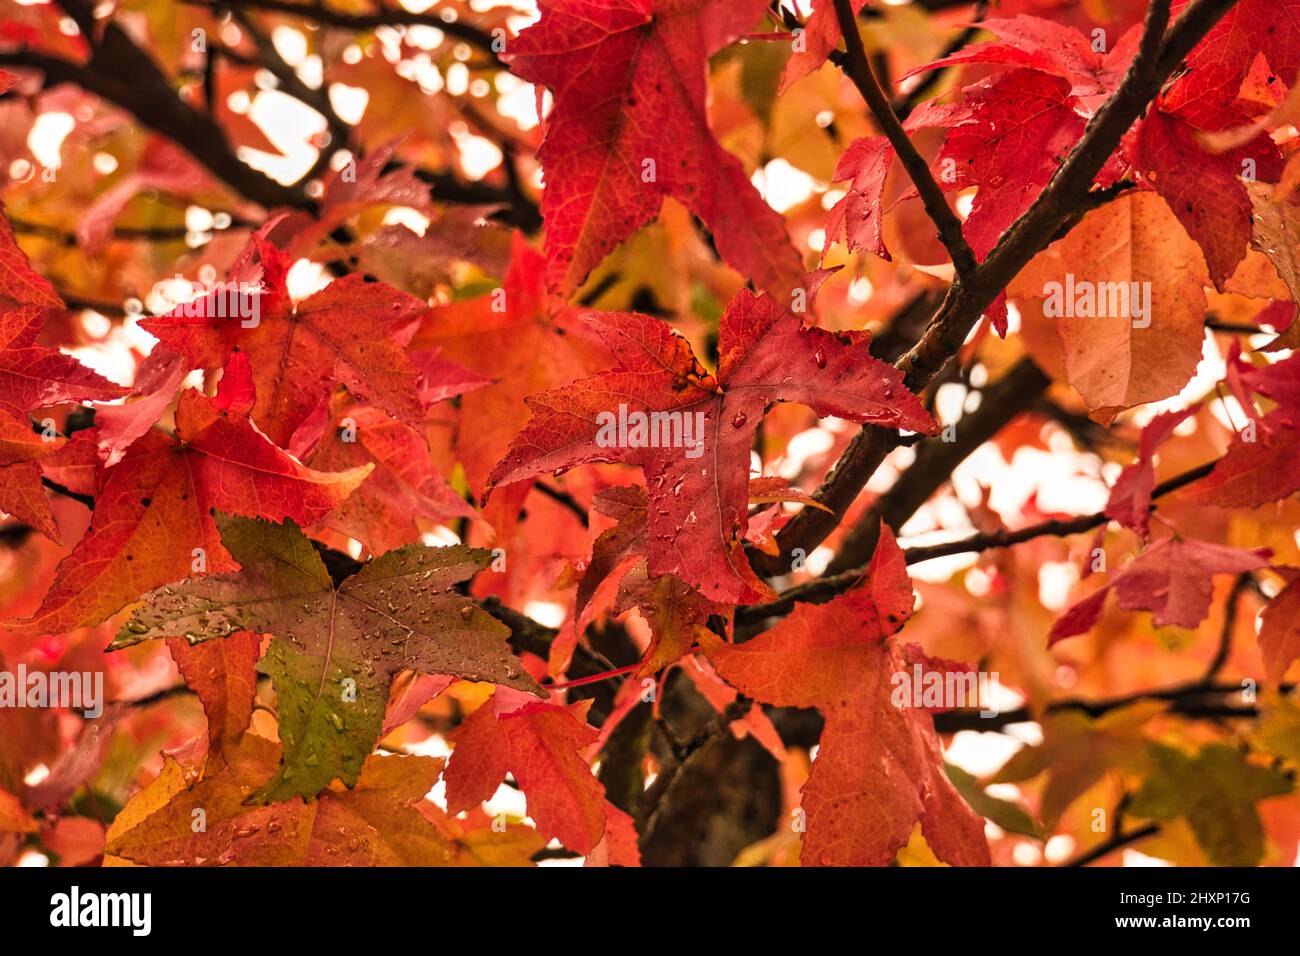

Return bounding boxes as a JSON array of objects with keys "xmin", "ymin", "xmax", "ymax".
[
  {"xmin": 822, "ymin": 188, "xmax": 846, "ymax": 209},
  {"xmin": 383, "ymin": 207, "xmax": 432, "ymax": 235},
  {"xmin": 92, "ymin": 152, "xmax": 118, "ymax": 175},
  {"xmin": 752, "ymin": 159, "xmax": 819, "ymax": 213},
  {"xmin": 496, "ymin": 74, "xmax": 545, "ymax": 131},
  {"xmin": 28, "ymin": 112, "xmax": 74, "ymax": 169},
  {"xmin": 422, "ymin": 527, "xmax": 463, "ymax": 547},
  {"xmin": 524, "ymin": 600, "xmax": 566, "ymax": 629},
  {"xmin": 272, "ymin": 25, "xmax": 308, "ymax": 67},
  {"xmin": 64, "ymin": 316, "xmax": 155, "ymax": 387},
  {"xmin": 286, "ymin": 258, "xmax": 333, "ymax": 300},
  {"xmin": 406, "ymin": 25, "xmax": 447, "ymax": 48},
  {"xmin": 330, "ymin": 83, "xmax": 370, "ymax": 125},
  {"xmin": 445, "ymin": 61, "xmax": 470, "ymax": 96},
  {"xmin": 452, "ymin": 125, "xmax": 503, "ymax": 180},
  {"xmin": 906, "ymin": 548, "xmax": 977, "ymax": 583},
  {"xmin": 774, "ymin": 425, "xmax": 835, "ymax": 479},
  {"xmin": 946, "ymin": 729, "xmax": 1029, "ymax": 777},
  {"xmin": 1038, "ymin": 560, "xmax": 1080, "ymax": 611},
  {"xmin": 1012, "ymin": 842, "xmax": 1043, "ymax": 866},
  {"xmin": 847, "ymin": 276, "xmax": 874, "ymax": 304},
  {"xmin": 482, "ymin": 780, "xmax": 528, "ymax": 821},
  {"xmin": 949, "ymin": 442, "xmax": 1108, "ymax": 522},
  {"xmin": 805, "ymin": 545, "xmax": 834, "ymax": 577},
  {"xmin": 240, "ymin": 90, "xmax": 326, "ymax": 184}
]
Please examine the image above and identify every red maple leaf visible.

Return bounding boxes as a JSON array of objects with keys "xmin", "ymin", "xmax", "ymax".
[
  {"xmin": 292, "ymin": 392, "xmax": 476, "ymax": 554},
  {"xmin": 411, "ymin": 235, "xmax": 611, "ymax": 493},
  {"xmin": 505, "ymin": 0, "xmax": 804, "ymax": 300},
  {"xmin": 444, "ymin": 692, "xmax": 612, "ymax": 855},
  {"xmin": 7, "ymin": 367, "xmax": 371, "ymax": 637},
  {"xmin": 0, "ymin": 407, "xmax": 63, "ymax": 541},
  {"xmin": 486, "ymin": 287, "xmax": 934, "ymax": 604},
  {"xmin": 702, "ymin": 526, "xmax": 990, "ymax": 865},
  {"xmin": 1050, "ymin": 537, "xmax": 1272, "ymax": 643},
  {"xmin": 142, "ymin": 237, "xmax": 431, "ymax": 446},
  {"xmin": 1104, "ymin": 406, "xmax": 1196, "ymax": 537},
  {"xmin": 1184, "ymin": 351, "xmax": 1300, "ymax": 508}
]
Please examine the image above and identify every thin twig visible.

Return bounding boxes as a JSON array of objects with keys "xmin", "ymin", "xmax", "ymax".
[{"xmin": 831, "ymin": 0, "xmax": 976, "ymax": 276}]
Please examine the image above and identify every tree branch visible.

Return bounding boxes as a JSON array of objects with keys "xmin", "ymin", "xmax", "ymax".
[
  {"xmin": 739, "ymin": 456, "xmax": 1218, "ymax": 628},
  {"xmin": 182, "ymin": 0, "xmax": 505, "ymax": 67},
  {"xmin": 831, "ymin": 0, "xmax": 976, "ymax": 276},
  {"xmin": 756, "ymin": 0, "xmax": 1223, "ymax": 575},
  {"xmin": 1065, "ymin": 823, "xmax": 1159, "ymax": 866},
  {"xmin": 823, "ymin": 356, "xmax": 1051, "ymax": 576}
]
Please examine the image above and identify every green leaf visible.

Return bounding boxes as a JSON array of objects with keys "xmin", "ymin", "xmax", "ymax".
[
  {"xmin": 1129, "ymin": 743, "xmax": 1292, "ymax": 866},
  {"xmin": 113, "ymin": 513, "xmax": 543, "ymax": 802},
  {"xmin": 945, "ymin": 763, "xmax": 1041, "ymax": 839}
]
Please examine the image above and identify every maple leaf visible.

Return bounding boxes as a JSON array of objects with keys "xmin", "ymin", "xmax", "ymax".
[
  {"xmin": 486, "ymin": 288, "xmax": 934, "ymax": 604},
  {"xmin": 293, "ymin": 392, "xmax": 475, "ymax": 555},
  {"xmin": 445, "ymin": 692, "xmax": 611, "ymax": 855},
  {"xmin": 112, "ymin": 513, "xmax": 543, "ymax": 802},
  {"xmin": 1183, "ymin": 349, "xmax": 1300, "ymax": 509},
  {"xmin": 826, "ymin": 68, "xmax": 1089, "ymax": 338},
  {"xmin": 505, "ymin": 0, "xmax": 805, "ymax": 300},
  {"xmin": 1258, "ymin": 572, "xmax": 1300, "ymax": 686},
  {"xmin": 7, "ymin": 381, "xmax": 372, "ymax": 637},
  {"xmin": 1244, "ymin": 181, "xmax": 1300, "ymax": 352},
  {"xmin": 0, "ymin": 407, "xmax": 63, "ymax": 541},
  {"xmin": 34, "ymin": 426, "xmax": 97, "ymax": 500},
  {"xmin": 900, "ymin": 15, "xmax": 1130, "ymax": 100},
  {"xmin": 992, "ymin": 702, "xmax": 1162, "ymax": 827},
  {"xmin": 1103, "ymin": 406, "xmax": 1196, "ymax": 538},
  {"xmin": 1253, "ymin": 692, "xmax": 1300, "ymax": 764},
  {"xmin": 166, "ymin": 629, "xmax": 261, "ymax": 768},
  {"xmin": 935, "ymin": 70, "xmax": 1087, "ymax": 261},
  {"xmin": 105, "ymin": 740, "xmax": 461, "ymax": 866},
  {"xmin": 701, "ymin": 526, "xmax": 990, "ymax": 866},
  {"xmin": 0, "ymin": 308, "xmax": 125, "ymax": 421},
  {"xmin": 1010, "ymin": 192, "xmax": 1209, "ymax": 417},
  {"xmin": 614, "ymin": 560, "xmax": 724, "ymax": 676},
  {"xmin": 422, "ymin": 804, "xmax": 550, "ymax": 867},
  {"xmin": 0, "ymin": 785, "xmax": 37, "ymax": 836},
  {"xmin": 823, "ymin": 135, "xmax": 895, "ymax": 261},
  {"xmin": 1129, "ymin": 742, "xmax": 1292, "ymax": 867},
  {"xmin": 573, "ymin": 485, "xmax": 722, "ymax": 674},
  {"xmin": 1161, "ymin": 0, "xmax": 1300, "ymax": 131},
  {"xmin": 577, "ymin": 485, "xmax": 650, "ymax": 620},
  {"xmin": 142, "ymin": 237, "xmax": 431, "ymax": 446},
  {"xmin": 411, "ymin": 235, "xmax": 611, "ymax": 492},
  {"xmin": 779, "ymin": 0, "xmax": 869, "ymax": 92},
  {"xmin": 1049, "ymin": 537, "xmax": 1272, "ymax": 643},
  {"xmin": 0, "ymin": 201, "xmax": 62, "ymax": 313},
  {"xmin": 91, "ymin": 346, "xmax": 186, "ymax": 468},
  {"xmin": 1129, "ymin": 108, "xmax": 1280, "ymax": 290},
  {"xmin": 1181, "ymin": 411, "xmax": 1300, "ymax": 510}
]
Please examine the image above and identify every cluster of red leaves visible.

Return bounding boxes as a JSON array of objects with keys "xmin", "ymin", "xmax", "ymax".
[{"xmin": 0, "ymin": 0, "xmax": 1299, "ymax": 870}]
